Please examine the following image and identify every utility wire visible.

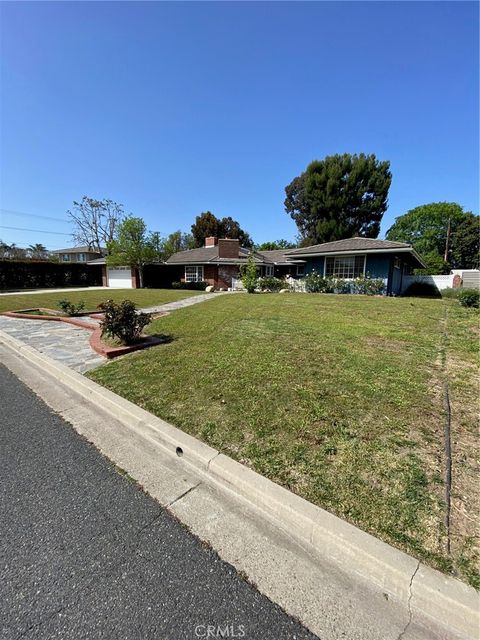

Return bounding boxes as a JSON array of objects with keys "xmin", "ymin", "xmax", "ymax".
[
  {"xmin": 0, "ymin": 225, "xmax": 71, "ymax": 236},
  {"xmin": 0, "ymin": 208, "xmax": 69, "ymax": 223}
]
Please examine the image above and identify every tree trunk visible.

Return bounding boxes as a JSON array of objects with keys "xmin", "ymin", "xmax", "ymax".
[{"xmin": 138, "ymin": 266, "xmax": 144, "ymax": 289}]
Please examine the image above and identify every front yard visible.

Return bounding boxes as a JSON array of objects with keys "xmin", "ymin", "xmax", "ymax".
[
  {"xmin": 87, "ymin": 294, "xmax": 479, "ymax": 587},
  {"xmin": 0, "ymin": 288, "xmax": 201, "ymax": 314}
]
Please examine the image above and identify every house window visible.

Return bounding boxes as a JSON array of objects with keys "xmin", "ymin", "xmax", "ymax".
[
  {"xmin": 325, "ymin": 255, "xmax": 365, "ymax": 278},
  {"xmin": 78, "ymin": 253, "xmax": 87, "ymax": 262},
  {"xmin": 296, "ymin": 264, "xmax": 305, "ymax": 277},
  {"xmin": 62, "ymin": 254, "xmax": 70, "ymax": 262},
  {"xmin": 185, "ymin": 265, "xmax": 204, "ymax": 282},
  {"xmin": 264, "ymin": 265, "xmax": 274, "ymax": 277},
  {"xmin": 394, "ymin": 257, "xmax": 401, "ymax": 269}
]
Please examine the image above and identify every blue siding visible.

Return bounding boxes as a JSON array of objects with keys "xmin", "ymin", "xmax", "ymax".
[
  {"xmin": 300, "ymin": 253, "xmax": 402, "ymax": 295},
  {"xmin": 365, "ymin": 255, "xmax": 391, "ymax": 280},
  {"xmin": 304, "ymin": 257, "xmax": 325, "ymax": 275}
]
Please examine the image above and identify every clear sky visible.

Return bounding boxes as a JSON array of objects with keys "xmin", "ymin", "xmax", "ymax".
[{"xmin": 0, "ymin": 1, "xmax": 478, "ymax": 249}]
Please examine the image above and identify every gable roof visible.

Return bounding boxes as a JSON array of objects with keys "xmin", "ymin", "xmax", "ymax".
[
  {"xmin": 286, "ymin": 238, "xmax": 412, "ymax": 256},
  {"xmin": 166, "ymin": 245, "xmax": 266, "ymax": 265},
  {"xmin": 52, "ymin": 246, "xmax": 105, "ymax": 255}
]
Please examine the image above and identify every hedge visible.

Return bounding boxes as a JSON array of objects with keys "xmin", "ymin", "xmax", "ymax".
[{"xmin": 0, "ymin": 260, "xmax": 102, "ymax": 291}]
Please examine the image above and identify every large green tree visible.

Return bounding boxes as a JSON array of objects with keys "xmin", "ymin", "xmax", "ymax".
[
  {"xmin": 107, "ymin": 217, "xmax": 157, "ymax": 288},
  {"xmin": 450, "ymin": 213, "xmax": 480, "ymax": 269},
  {"xmin": 255, "ymin": 239, "xmax": 296, "ymax": 251},
  {"xmin": 191, "ymin": 212, "xmax": 253, "ymax": 248},
  {"xmin": 284, "ymin": 153, "xmax": 392, "ymax": 245},
  {"xmin": 161, "ymin": 230, "xmax": 195, "ymax": 260},
  {"xmin": 386, "ymin": 202, "xmax": 477, "ymax": 271}
]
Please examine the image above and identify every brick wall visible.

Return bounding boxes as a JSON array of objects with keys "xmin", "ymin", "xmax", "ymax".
[{"xmin": 218, "ymin": 239, "xmax": 239, "ymax": 259}]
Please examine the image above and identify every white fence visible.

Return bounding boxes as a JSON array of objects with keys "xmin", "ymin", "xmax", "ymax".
[
  {"xmin": 401, "ymin": 274, "xmax": 454, "ymax": 293},
  {"xmin": 231, "ymin": 276, "xmax": 245, "ymax": 291}
]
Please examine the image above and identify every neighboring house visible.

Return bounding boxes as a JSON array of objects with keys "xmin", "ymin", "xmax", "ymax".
[
  {"xmin": 51, "ymin": 246, "xmax": 104, "ymax": 264},
  {"xmin": 165, "ymin": 237, "xmax": 305, "ymax": 289},
  {"xmin": 286, "ymin": 238, "xmax": 426, "ymax": 295}
]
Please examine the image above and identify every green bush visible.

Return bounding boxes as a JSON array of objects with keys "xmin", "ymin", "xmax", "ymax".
[
  {"xmin": 57, "ymin": 299, "xmax": 86, "ymax": 316},
  {"xmin": 256, "ymin": 276, "xmax": 286, "ymax": 292},
  {"xmin": 303, "ymin": 271, "xmax": 385, "ymax": 295},
  {"xmin": 239, "ymin": 254, "xmax": 259, "ymax": 293},
  {"xmin": 457, "ymin": 289, "xmax": 480, "ymax": 308},
  {"xmin": 440, "ymin": 287, "xmax": 460, "ymax": 299},
  {"xmin": 351, "ymin": 276, "xmax": 386, "ymax": 295},
  {"xmin": 171, "ymin": 281, "xmax": 207, "ymax": 291},
  {"xmin": 98, "ymin": 299, "xmax": 151, "ymax": 345}
]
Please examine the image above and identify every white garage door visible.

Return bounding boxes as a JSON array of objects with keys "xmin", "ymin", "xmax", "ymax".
[{"xmin": 107, "ymin": 267, "xmax": 133, "ymax": 288}]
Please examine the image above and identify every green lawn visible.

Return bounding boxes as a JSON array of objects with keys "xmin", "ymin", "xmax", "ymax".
[
  {"xmin": 87, "ymin": 293, "xmax": 479, "ymax": 587},
  {"xmin": 0, "ymin": 288, "xmax": 201, "ymax": 314}
]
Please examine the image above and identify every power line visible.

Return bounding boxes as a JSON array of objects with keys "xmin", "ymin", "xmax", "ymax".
[
  {"xmin": 0, "ymin": 208, "xmax": 69, "ymax": 223},
  {"xmin": 0, "ymin": 225, "xmax": 71, "ymax": 236}
]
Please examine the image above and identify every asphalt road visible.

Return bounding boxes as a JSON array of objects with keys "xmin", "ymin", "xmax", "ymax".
[{"xmin": 0, "ymin": 364, "xmax": 317, "ymax": 640}]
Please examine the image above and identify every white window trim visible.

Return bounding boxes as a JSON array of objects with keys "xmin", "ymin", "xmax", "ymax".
[
  {"xmin": 62, "ymin": 254, "xmax": 70, "ymax": 262},
  {"xmin": 296, "ymin": 264, "xmax": 305, "ymax": 277},
  {"xmin": 78, "ymin": 253, "xmax": 87, "ymax": 262},
  {"xmin": 185, "ymin": 265, "xmax": 204, "ymax": 283},
  {"xmin": 323, "ymin": 254, "xmax": 366, "ymax": 279},
  {"xmin": 264, "ymin": 265, "xmax": 274, "ymax": 277}
]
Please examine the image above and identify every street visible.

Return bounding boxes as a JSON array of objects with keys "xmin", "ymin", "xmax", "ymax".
[{"xmin": 0, "ymin": 364, "xmax": 316, "ymax": 639}]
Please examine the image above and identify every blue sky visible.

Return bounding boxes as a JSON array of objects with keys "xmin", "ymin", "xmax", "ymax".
[{"xmin": 0, "ymin": 1, "xmax": 478, "ymax": 249}]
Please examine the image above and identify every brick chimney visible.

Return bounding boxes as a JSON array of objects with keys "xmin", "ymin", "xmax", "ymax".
[
  {"xmin": 205, "ymin": 236, "xmax": 218, "ymax": 248},
  {"xmin": 218, "ymin": 238, "xmax": 240, "ymax": 259}
]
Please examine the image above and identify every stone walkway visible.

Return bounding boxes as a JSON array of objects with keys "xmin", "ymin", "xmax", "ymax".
[
  {"xmin": 139, "ymin": 290, "xmax": 232, "ymax": 314},
  {"xmin": 0, "ymin": 317, "xmax": 105, "ymax": 373},
  {"xmin": 0, "ymin": 292, "xmax": 235, "ymax": 374}
]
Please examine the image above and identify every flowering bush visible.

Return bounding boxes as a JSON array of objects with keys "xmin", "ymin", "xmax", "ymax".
[
  {"xmin": 303, "ymin": 271, "xmax": 385, "ymax": 295},
  {"xmin": 98, "ymin": 299, "xmax": 151, "ymax": 345},
  {"xmin": 256, "ymin": 276, "xmax": 286, "ymax": 292}
]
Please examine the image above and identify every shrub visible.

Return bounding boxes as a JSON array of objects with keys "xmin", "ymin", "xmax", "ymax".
[
  {"xmin": 457, "ymin": 288, "xmax": 480, "ymax": 308},
  {"xmin": 239, "ymin": 254, "xmax": 259, "ymax": 293},
  {"xmin": 57, "ymin": 299, "xmax": 86, "ymax": 316},
  {"xmin": 402, "ymin": 281, "xmax": 441, "ymax": 298},
  {"xmin": 303, "ymin": 272, "xmax": 385, "ymax": 295},
  {"xmin": 441, "ymin": 287, "xmax": 460, "ymax": 299},
  {"xmin": 171, "ymin": 281, "xmax": 207, "ymax": 291},
  {"xmin": 350, "ymin": 276, "xmax": 386, "ymax": 296},
  {"xmin": 303, "ymin": 271, "xmax": 333, "ymax": 293},
  {"xmin": 98, "ymin": 299, "xmax": 151, "ymax": 345},
  {"xmin": 256, "ymin": 276, "xmax": 285, "ymax": 292}
]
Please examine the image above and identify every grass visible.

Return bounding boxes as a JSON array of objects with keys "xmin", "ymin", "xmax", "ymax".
[
  {"xmin": 86, "ymin": 293, "xmax": 479, "ymax": 587},
  {"xmin": 0, "ymin": 288, "xmax": 202, "ymax": 314}
]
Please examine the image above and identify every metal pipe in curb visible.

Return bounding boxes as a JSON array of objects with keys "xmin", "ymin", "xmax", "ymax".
[{"xmin": 0, "ymin": 329, "xmax": 478, "ymax": 640}]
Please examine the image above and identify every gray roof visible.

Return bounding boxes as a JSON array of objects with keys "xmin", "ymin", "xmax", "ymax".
[
  {"xmin": 256, "ymin": 249, "xmax": 301, "ymax": 265},
  {"xmin": 86, "ymin": 257, "xmax": 106, "ymax": 265},
  {"xmin": 286, "ymin": 237, "xmax": 413, "ymax": 256},
  {"xmin": 166, "ymin": 246, "xmax": 266, "ymax": 265},
  {"xmin": 52, "ymin": 246, "xmax": 105, "ymax": 255}
]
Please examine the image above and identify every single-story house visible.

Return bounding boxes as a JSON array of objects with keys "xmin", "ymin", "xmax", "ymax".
[
  {"xmin": 86, "ymin": 236, "xmax": 425, "ymax": 294},
  {"xmin": 52, "ymin": 246, "xmax": 104, "ymax": 263},
  {"xmin": 285, "ymin": 238, "xmax": 426, "ymax": 295},
  {"xmin": 165, "ymin": 237, "xmax": 306, "ymax": 289}
]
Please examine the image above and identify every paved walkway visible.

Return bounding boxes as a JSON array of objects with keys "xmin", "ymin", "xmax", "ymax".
[
  {"xmin": 0, "ymin": 293, "xmax": 234, "ymax": 373},
  {"xmin": 139, "ymin": 290, "xmax": 233, "ymax": 314},
  {"xmin": 0, "ymin": 316, "xmax": 104, "ymax": 373}
]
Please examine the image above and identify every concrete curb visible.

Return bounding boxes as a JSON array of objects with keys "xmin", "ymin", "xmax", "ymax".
[{"xmin": 1, "ymin": 329, "xmax": 478, "ymax": 639}]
